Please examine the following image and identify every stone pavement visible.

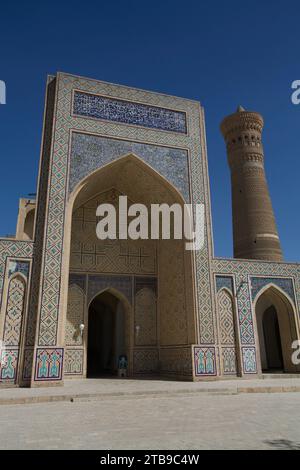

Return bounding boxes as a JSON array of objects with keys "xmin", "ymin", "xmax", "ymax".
[
  {"xmin": 1, "ymin": 389, "xmax": 300, "ymax": 449},
  {"xmin": 1, "ymin": 375, "xmax": 300, "ymax": 405}
]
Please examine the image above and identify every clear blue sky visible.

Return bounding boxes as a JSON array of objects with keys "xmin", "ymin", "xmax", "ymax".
[{"xmin": 0, "ymin": 0, "xmax": 299, "ymax": 261}]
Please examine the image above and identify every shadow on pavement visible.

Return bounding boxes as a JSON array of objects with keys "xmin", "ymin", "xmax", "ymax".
[{"xmin": 264, "ymin": 439, "xmax": 300, "ymax": 450}]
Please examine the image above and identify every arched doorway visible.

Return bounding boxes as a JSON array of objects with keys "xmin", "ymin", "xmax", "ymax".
[
  {"xmin": 87, "ymin": 290, "xmax": 126, "ymax": 377},
  {"xmin": 255, "ymin": 285, "xmax": 299, "ymax": 373},
  {"xmin": 262, "ymin": 306, "xmax": 283, "ymax": 371}
]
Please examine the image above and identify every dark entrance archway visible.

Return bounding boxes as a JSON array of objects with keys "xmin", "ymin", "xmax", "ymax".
[
  {"xmin": 262, "ymin": 306, "xmax": 283, "ymax": 371},
  {"xmin": 87, "ymin": 290, "xmax": 126, "ymax": 377},
  {"xmin": 255, "ymin": 285, "xmax": 300, "ymax": 373}
]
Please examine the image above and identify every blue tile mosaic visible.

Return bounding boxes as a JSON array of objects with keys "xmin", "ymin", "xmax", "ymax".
[
  {"xmin": 216, "ymin": 275, "xmax": 234, "ymax": 293},
  {"xmin": 34, "ymin": 348, "xmax": 64, "ymax": 381},
  {"xmin": 87, "ymin": 274, "xmax": 133, "ymax": 304},
  {"xmin": 135, "ymin": 277, "xmax": 157, "ymax": 295},
  {"xmin": 69, "ymin": 273, "xmax": 86, "ymax": 292},
  {"xmin": 8, "ymin": 260, "xmax": 30, "ymax": 279},
  {"xmin": 69, "ymin": 133, "xmax": 190, "ymax": 201},
  {"xmin": 250, "ymin": 277, "xmax": 295, "ymax": 303},
  {"xmin": 73, "ymin": 91, "xmax": 187, "ymax": 134},
  {"xmin": 242, "ymin": 347, "xmax": 257, "ymax": 374}
]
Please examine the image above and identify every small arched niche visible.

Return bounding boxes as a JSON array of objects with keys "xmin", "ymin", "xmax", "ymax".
[{"xmin": 23, "ymin": 208, "xmax": 35, "ymax": 240}]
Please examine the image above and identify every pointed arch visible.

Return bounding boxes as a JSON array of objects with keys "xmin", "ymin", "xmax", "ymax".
[
  {"xmin": 3, "ymin": 274, "xmax": 27, "ymax": 347},
  {"xmin": 68, "ymin": 152, "xmax": 186, "ymax": 210},
  {"xmin": 254, "ymin": 284, "xmax": 300, "ymax": 373},
  {"xmin": 217, "ymin": 286, "xmax": 233, "ymax": 300},
  {"xmin": 8, "ymin": 271, "xmax": 28, "ymax": 285},
  {"xmin": 88, "ymin": 286, "xmax": 131, "ymax": 311},
  {"xmin": 253, "ymin": 282, "xmax": 296, "ymax": 312},
  {"xmin": 216, "ymin": 287, "xmax": 239, "ymax": 376},
  {"xmin": 217, "ymin": 288, "xmax": 236, "ymax": 345}
]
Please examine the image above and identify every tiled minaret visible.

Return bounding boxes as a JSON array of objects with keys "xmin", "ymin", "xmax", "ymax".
[{"xmin": 220, "ymin": 106, "xmax": 283, "ymax": 261}]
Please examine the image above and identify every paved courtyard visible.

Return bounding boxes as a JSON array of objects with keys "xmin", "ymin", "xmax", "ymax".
[{"xmin": 1, "ymin": 386, "xmax": 300, "ymax": 449}]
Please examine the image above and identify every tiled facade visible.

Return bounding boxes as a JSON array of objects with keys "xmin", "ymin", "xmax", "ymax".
[{"xmin": 0, "ymin": 72, "xmax": 299, "ymax": 387}]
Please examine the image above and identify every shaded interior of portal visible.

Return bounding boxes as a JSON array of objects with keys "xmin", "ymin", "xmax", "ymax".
[
  {"xmin": 262, "ymin": 306, "xmax": 284, "ymax": 372},
  {"xmin": 87, "ymin": 291, "xmax": 126, "ymax": 377},
  {"xmin": 256, "ymin": 288, "xmax": 299, "ymax": 374}
]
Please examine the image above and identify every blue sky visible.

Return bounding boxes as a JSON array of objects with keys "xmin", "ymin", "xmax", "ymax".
[{"xmin": 0, "ymin": 0, "xmax": 299, "ymax": 260}]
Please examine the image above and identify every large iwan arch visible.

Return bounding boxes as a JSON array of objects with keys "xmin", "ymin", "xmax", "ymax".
[{"xmin": 60, "ymin": 153, "xmax": 197, "ymax": 379}]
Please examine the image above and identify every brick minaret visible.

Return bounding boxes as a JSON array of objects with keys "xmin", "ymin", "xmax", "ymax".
[{"xmin": 220, "ymin": 106, "xmax": 283, "ymax": 261}]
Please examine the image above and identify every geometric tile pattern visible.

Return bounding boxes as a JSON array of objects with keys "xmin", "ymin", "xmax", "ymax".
[
  {"xmin": 216, "ymin": 287, "xmax": 238, "ymax": 376},
  {"xmin": 70, "ymin": 133, "xmax": 190, "ymax": 201},
  {"xmin": 0, "ymin": 252, "xmax": 31, "ymax": 385},
  {"xmin": 216, "ymin": 275, "xmax": 234, "ymax": 293},
  {"xmin": 235, "ymin": 274, "xmax": 255, "ymax": 345},
  {"xmin": 64, "ymin": 349, "xmax": 83, "ymax": 375},
  {"xmin": 192, "ymin": 115, "xmax": 215, "ymax": 345},
  {"xmin": 193, "ymin": 346, "xmax": 216, "ymax": 376},
  {"xmin": 3, "ymin": 276, "xmax": 26, "ymax": 346},
  {"xmin": 218, "ymin": 289, "xmax": 236, "ymax": 345},
  {"xmin": 221, "ymin": 347, "xmax": 237, "ymax": 375},
  {"xmin": 73, "ymin": 91, "xmax": 187, "ymax": 134},
  {"xmin": 34, "ymin": 77, "xmax": 64, "ymax": 348},
  {"xmin": 242, "ymin": 347, "xmax": 257, "ymax": 374},
  {"xmin": 0, "ymin": 349, "xmax": 19, "ymax": 382},
  {"xmin": 133, "ymin": 349, "xmax": 159, "ymax": 374},
  {"xmin": 250, "ymin": 276, "xmax": 295, "ymax": 304},
  {"xmin": 34, "ymin": 348, "xmax": 64, "ymax": 381}
]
